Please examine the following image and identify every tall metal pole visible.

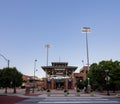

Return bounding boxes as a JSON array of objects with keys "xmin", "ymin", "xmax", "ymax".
[
  {"xmin": 82, "ymin": 27, "xmax": 90, "ymax": 70},
  {"xmin": 0, "ymin": 53, "xmax": 10, "ymax": 68},
  {"xmin": 45, "ymin": 44, "xmax": 50, "ymax": 66},
  {"xmin": 34, "ymin": 59, "xmax": 37, "ymax": 81},
  {"xmin": 105, "ymin": 70, "xmax": 110, "ymax": 95},
  {"xmin": 88, "ymin": 77, "xmax": 90, "ymax": 85},
  {"xmin": 82, "ymin": 60, "xmax": 84, "ymax": 67},
  {"xmin": 33, "ymin": 59, "xmax": 37, "ymax": 93},
  {"xmin": 86, "ymin": 31, "xmax": 89, "ymax": 70},
  {"xmin": 8, "ymin": 60, "xmax": 10, "ymax": 68}
]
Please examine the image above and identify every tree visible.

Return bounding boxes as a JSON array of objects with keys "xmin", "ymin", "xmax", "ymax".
[
  {"xmin": 109, "ymin": 61, "xmax": 120, "ymax": 91},
  {"xmin": 1, "ymin": 67, "xmax": 23, "ymax": 93},
  {"xmin": 87, "ymin": 63, "xmax": 101, "ymax": 90},
  {"xmin": 87, "ymin": 60, "xmax": 120, "ymax": 92},
  {"xmin": 76, "ymin": 78, "xmax": 84, "ymax": 89},
  {"xmin": 1, "ymin": 67, "xmax": 12, "ymax": 93},
  {"xmin": 11, "ymin": 67, "xmax": 23, "ymax": 93},
  {"xmin": 0, "ymin": 69, "xmax": 2, "ymax": 88}
]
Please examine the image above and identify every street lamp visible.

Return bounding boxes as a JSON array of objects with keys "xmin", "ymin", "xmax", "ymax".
[
  {"xmin": 87, "ymin": 77, "xmax": 91, "ymax": 93},
  {"xmin": 33, "ymin": 59, "xmax": 37, "ymax": 93},
  {"xmin": 45, "ymin": 44, "xmax": 50, "ymax": 66},
  {"xmin": 87, "ymin": 77, "xmax": 90, "ymax": 85},
  {"xmin": 82, "ymin": 60, "xmax": 84, "ymax": 67},
  {"xmin": 0, "ymin": 53, "xmax": 10, "ymax": 68},
  {"xmin": 105, "ymin": 69, "xmax": 110, "ymax": 95},
  {"xmin": 34, "ymin": 59, "xmax": 37, "ymax": 81},
  {"xmin": 82, "ymin": 27, "xmax": 90, "ymax": 70}
]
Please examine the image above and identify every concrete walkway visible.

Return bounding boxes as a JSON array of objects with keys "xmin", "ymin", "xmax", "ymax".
[
  {"xmin": 0, "ymin": 88, "xmax": 120, "ymax": 98},
  {"xmin": 38, "ymin": 90, "xmax": 120, "ymax": 98}
]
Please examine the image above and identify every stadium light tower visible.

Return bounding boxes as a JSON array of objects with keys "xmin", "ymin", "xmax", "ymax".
[
  {"xmin": 82, "ymin": 27, "xmax": 91, "ymax": 70},
  {"xmin": 45, "ymin": 44, "xmax": 50, "ymax": 66}
]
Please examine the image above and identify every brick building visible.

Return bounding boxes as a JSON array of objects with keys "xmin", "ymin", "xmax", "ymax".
[{"xmin": 41, "ymin": 62, "xmax": 88, "ymax": 90}]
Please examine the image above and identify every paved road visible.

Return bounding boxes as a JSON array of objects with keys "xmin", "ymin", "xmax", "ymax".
[{"xmin": 16, "ymin": 97, "xmax": 120, "ymax": 104}]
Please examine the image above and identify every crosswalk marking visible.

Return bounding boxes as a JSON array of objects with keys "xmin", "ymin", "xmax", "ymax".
[
  {"xmin": 43, "ymin": 98, "xmax": 108, "ymax": 101},
  {"xmin": 38, "ymin": 98, "xmax": 119, "ymax": 104},
  {"xmin": 38, "ymin": 101, "xmax": 119, "ymax": 104}
]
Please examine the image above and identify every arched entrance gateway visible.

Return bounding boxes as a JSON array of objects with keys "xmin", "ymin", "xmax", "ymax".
[
  {"xmin": 55, "ymin": 78, "xmax": 65, "ymax": 89},
  {"xmin": 41, "ymin": 62, "xmax": 78, "ymax": 90}
]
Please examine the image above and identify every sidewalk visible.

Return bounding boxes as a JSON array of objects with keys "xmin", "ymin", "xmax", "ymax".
[
  {"xmin": 38, "ymin": 90, "xmax": 120, "ymax": 98},
  {"xmin": 0, "ymin": 88, "xmax": 120, "ymax": 104},
  {"xmin": 0, "ymin": 88, "xmax": 120, "ymax": 98},
  {"xmin": 0, "ymin": 88, "xmax": 41, "ymax": 98}
]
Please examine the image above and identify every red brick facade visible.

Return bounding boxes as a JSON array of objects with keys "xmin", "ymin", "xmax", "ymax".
[{"xmin": 41, "ymin": 62, "xmax": 88, "ymax": 90}]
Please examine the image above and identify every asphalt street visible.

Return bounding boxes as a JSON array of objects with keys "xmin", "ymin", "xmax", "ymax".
[{"xmin": 16, "ymin": 97, "xmax": 120, "ymax": 104}]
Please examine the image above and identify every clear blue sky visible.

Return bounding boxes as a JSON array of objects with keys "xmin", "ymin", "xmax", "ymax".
[{"xmin": 0, "ymin": 0, "xmax": 120, "ymax": 78}]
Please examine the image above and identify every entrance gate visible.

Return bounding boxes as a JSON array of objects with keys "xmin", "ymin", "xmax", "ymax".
[{"xmin": 55, "ymin": 79, "xmax": 65, "ymax": 89}]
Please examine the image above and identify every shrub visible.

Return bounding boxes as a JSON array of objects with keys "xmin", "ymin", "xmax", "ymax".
[
  {"xmin": 47, "ymin": 89, "xmax": 50, "ymax": 92},
  {"xmin": 76, "ymin": 89, "xmax": 80, "ymax": 92},
  {"xmin": 64, "ymin": 89, "xmax": 68, "ymax": 92}
]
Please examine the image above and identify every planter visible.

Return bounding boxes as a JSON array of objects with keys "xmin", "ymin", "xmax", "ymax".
[
  {"xmin": 76, "ymin": 89, "xmax": 80, "ymax": 96},
  {"xmin": 47, "ymin": 92, "xmax": 51, "ymax": 96},
  {"xmin": 90, "ymin": 92, "xmax": 94, "ymax": 97},
  {"xmin": 64, "ymin": 92, "xmax": 68, "ymax": 96},
  {"xmin": 64, "ymin": 89, "xmax": 69, "ymax": 96},
  {"xmin": 76, "ymin": 92, "xmax": 80, "ymax": 96},
  {"xmin": 47, "ymin": 89, "xmax": 51, "ymax": 96}
]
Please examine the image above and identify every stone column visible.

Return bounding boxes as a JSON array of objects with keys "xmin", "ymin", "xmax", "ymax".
[
  {"xmin": 44, "ymin": 78, "xmax": 47, "ymax": 89},
  {"xmin": 71, "ymin": 78, "xmax": 74, "ymax": 89},
  {"xmin": 51, "ymin": 78, "xmax": 54, "ymax": 89},
  {"xmin": 65, "ymin": 78, "xmax": 68, "ymax": 89},
  {"xmin": 72, "ymin": 76, "xmax": 76, "ymax": 89}
]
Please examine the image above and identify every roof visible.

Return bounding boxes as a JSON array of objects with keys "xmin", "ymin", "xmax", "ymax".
[
  {"xmin": 41, "ymin": 66, "xmax": 78, "ymax": 71},
  {"xmin": 41, "ymin": 62, "xmax": 78, "ymax": 72},
  {"xmin": 80, "ymin": 66, "xmax": 88, "ymax": 72},
  {"xmin": 52, "ymin": 62, "xmax": 68, "ymax": 64}
]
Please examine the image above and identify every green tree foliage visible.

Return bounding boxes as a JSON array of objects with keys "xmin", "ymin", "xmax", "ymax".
[
  {"xmin": 11, "ymin": 67, "xmax": 23, "ymax": 93},
  {"xmin": 87, "ymin": 60, "xmax": 120, "ymax": 92},
  {"xmin": 109, "ymin": 61, "xmax": 120, "ymax": 91},
  {"xmin": 0, "ymin": 69, "xmax": 2, "ymax": 88},
  {"xmin": 1, "ymin": 67, "xmax": 12, "ymax": 93},
  {"xmin": 76, "ymin": 78, "xmax": 85, "ymax": 89},
  {"xmin": 0, "ymin": 67, "xmax": 23, "ymax": 93}
]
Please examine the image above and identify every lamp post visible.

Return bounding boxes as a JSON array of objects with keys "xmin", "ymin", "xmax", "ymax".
[
  {"xmin": 87, "ymin": 77, "xmax": 91, "ymax": 93},
  {"xmin": 33, "ymin": 59, "xmax": 37, "ymax": 93},
  {"xmin": 34, "ymin": 59, "xmax": 37, "ymax": 81},
  {"xmin": 82, "ymin": 60, "xmax": 84, "ymax": 67},
  {"xmin": 45, "ymin": 44, "xmax": 50, "ymax": 66},
  {"xmin": 82, "ymin": 27, "xmax": 90, "ymax": 71},
  {"xmin": 88, "ymin": 77, "xmax": 90, "ymax": 85},
  {"xmin": 0, "ymin": 53, "xmax": 10, "ymax": 68},
  {"xmin": 105, "ymin": 69, "xmax": 110, "ymax": 96}
]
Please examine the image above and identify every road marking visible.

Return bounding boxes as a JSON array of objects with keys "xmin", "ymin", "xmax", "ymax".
[
  {"xmin": 38, "ymin": 98, "xmax": 120, "ymax": 104},
  {"xmin": 38, "ymin": 101, "xmax": 119, "ymax": 104},
  {"xmin": 44, "ymin": 98, "xmax": 108, "ymax": 101}
]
